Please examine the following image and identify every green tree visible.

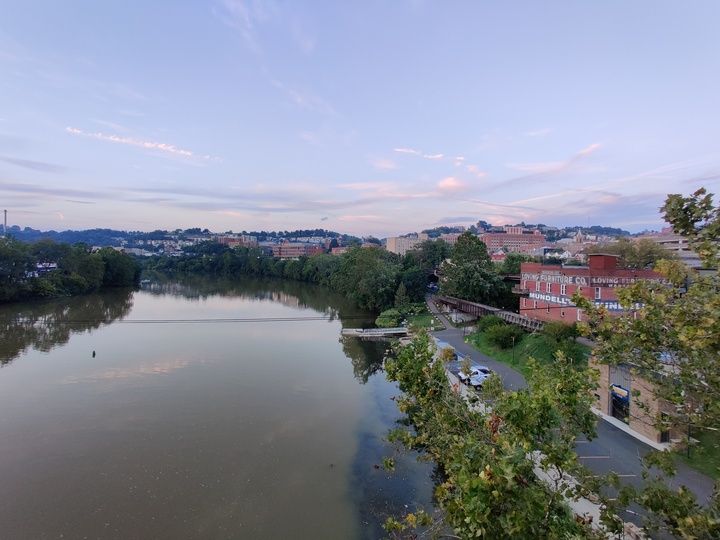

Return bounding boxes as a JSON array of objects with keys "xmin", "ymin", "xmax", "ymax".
[
  {"xmin": 441, "ymin": 232, "xmax": 504, "ymax": 304},
  {"xmin": 577, "ymin": 188, "xmax": 720, "ymax": 538},
  {"xmin": 385, "ymin": 332, "xmax": 602, "ymax": 539},
  {"xmin": 586, "ymin": 237, "xmax": 674, "ymax": 269}
]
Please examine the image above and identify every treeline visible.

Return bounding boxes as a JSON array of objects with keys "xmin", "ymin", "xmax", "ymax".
[
  {"xmin": 145, "ymin": 240, "xmax": 455, "ymax": 312},
  {"xmin": 0, "ymin": 238, "xmax": 141, "ymax": 303},
  {"xmin": 145, "ymin": 233, "xmax": 521, "ymax": 313}
]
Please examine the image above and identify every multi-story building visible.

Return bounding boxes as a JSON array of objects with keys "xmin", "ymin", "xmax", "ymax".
[
  {"xmin": 439, "ymin": 233, "xmax": 462, "ymax": 245},
  {"xmin": 480, "ymin": 226, "xmax": 546, "ymax": 254},
  {"xmin": 638, "ymin": 228, "xmax": 702, "ymax": 269},
  {"xmin": 271, "ymin": 242, "xmax": 324, "ymax": 259},
  {"xmin": 386, "ymin": 235, "xmax": 421, "ymax": 255},
  {"xmin": 517, "ymin": 254, "xmax": 668, "ymax": 323},
  {"xmin": 216, "ymin": 234, "xmax": 258, "ymax": 248}
]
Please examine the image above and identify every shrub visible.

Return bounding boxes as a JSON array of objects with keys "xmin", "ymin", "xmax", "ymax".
[
  {"xmin": 477, "ymin": 315, "xmax": 505, "ymax": 332},
  {"xmin": 376, "ymin": 308, "xmax": 402, "ymax": 328},
  {"xmin": 485, "ymin": 324, "xmax": 524, "ymax": 349}
]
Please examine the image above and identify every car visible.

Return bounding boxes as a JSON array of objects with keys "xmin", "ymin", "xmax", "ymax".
[{"xmin": 457, "ymin": 364, "xmax": 492, "ymax": 385}]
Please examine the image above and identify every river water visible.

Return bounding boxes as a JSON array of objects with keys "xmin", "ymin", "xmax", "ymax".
[{"xmin": 0, "ymin": 279, "xmax": 433, "ymax": 539}]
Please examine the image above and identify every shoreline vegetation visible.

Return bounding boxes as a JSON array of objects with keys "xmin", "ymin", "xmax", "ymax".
[{"xmin": 0, "ymin": 238, "xmax": 140, "ymax": 303}]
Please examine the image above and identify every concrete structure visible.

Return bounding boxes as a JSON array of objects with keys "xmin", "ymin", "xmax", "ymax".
[
  {"xmin": 591, "ymin": 357, "xmax": 683, "ymax": 446},
  {"xmin": 271, "ymin": 242, "xmax": 324, "ymax": 259},
  {"xmin": 480, "ymin": 226, "xmax": 546, "ymax": 254},
  {"xmin": 518, "ymin": 254, "xmax": 668, "ymax": 323},
  {"xmin": 439, "ymin": 232, "xmax": 462, "ymax": 245},
  {"xmin": 639, "ymin": 228, "xmax": 703, "ymax": 268},
  {"xmin": 216, "ymin": 234, "xmax": 258, "ymax": 248},
  {"xmin": 386, "ymin": 235, "xmax": 421, "ymax": 255}
]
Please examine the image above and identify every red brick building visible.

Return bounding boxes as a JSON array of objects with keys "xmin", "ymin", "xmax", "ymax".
[
  {"xmin": 271, "ymin": 242, "xmax": 324, "ymax": 259},
  {"xmin": 517, "ymin": 254, "xmax": 668, "ymax": 323},
  {"xmin": 480, "ymin": 227, "xmax": 546, "ymax": 254}
]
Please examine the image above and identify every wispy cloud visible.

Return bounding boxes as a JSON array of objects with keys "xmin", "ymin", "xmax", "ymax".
[
  {"xmin": 271, "ymin": 79, "xmax": 336, "ymax": 115},
  {"xmin": 393, "ymin": 147, "xmax": 421, "ymax": 155},
  {"xmin": 65, "ymin": 127, "xmax": 217, "ymax": 161},
  {"xmin": 437, "ymin": 176, "xmax": 467, "ymax": 192},
  {"xmin": 0, "ymin": 156, "xmax": 66, "ymax": 173},
  {"xmin": 524, "ymin": 128, "xmax": 553, "ymax": 137},
  {"xmin": 370, "ymin": 158, "xmax": 397, "ymax": 170}
]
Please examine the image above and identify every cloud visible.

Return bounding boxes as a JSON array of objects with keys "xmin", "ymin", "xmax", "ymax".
[
  {"xmin": 337, "ymin": 214, "xmax": 384, "ymax": 223},
  {"xmin": 0, "ymin": 180, "xmax": 107, "ymax": 200},
  {"xmin": 0, "ymin": 156, "xmax": 67, "ymax": 173},
  {"xmin": 466, "ymin": 164, "xmax": 487, "ymax": 177},
  {"xmin": 524, "ymin": 128, "xmax": 553, "ymax": 137},
  {"xmin": 393, "ymin": 147, "xmax": 421, "ymax": 155},
  {"xmin": 507, "ymin": 161, "xmax": 565, "ymax": 174},
  {"xmin": 435, "ymin": 216, "xmax": 477, "ymax": 224},
  {"xmin": 423, "ymin": 153, "xmax": 444, "ymax": 160},
  {"xmin": 370, "ymin": 158, "xmax": 397, "ymax": 170},
  {"xmin": 271, "ymin": 80, "xmax": 335, "ymax": 115},
  {"xmin": 437, "ymin": 176, "xmax": 467, "ymax": 192},
  {"xmin": 65, "ymin": 127, "xmax": 216, "ymax": 160}
]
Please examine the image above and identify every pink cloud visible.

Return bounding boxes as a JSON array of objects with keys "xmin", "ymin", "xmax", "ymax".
[{"xmin": 437, "ymin": 176, "xmax": 467, "ymax": 192}]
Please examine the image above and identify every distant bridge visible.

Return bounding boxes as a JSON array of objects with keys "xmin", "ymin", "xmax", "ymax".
[{"xmin": 434, "ymin": 295, "xmax": 544, "ymax": 332}]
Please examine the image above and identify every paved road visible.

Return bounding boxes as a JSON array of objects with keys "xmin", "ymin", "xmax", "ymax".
[{"xmin": 426, "ymin": 297, "xmax": 716, "ymax": 510}]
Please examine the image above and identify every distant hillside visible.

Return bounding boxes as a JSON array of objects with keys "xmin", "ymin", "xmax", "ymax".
[{"xmin": 4, "ymin": 226, "xmax": 359, "ymax": 246}]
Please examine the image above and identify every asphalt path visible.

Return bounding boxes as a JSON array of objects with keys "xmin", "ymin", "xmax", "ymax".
[{"xmin": 426, "ymin": 297, "xmax": 716, "ymax": 511}]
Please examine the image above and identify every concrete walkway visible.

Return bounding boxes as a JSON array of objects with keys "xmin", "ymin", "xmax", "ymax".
[{"xmin": 425, "ymin": 296, "xmax": 717, "ymax": 511}]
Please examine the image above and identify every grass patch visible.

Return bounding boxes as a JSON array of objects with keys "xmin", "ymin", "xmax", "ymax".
[
  {"xmin": 466, "ymin": 330, "xmax": 589, "ymax": 378},
  {"xmin": 678, "ymin": 429, "xmax": 720, "ymax": 480},
  {"xmin": 407, "ymin": 312, "xmax": 445, "ymax": 331}
]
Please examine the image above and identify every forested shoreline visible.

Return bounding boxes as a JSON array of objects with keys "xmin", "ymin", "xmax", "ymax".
[{"xmin": 0, "ymin": 238, "xmax": 140, "ymax": 303}]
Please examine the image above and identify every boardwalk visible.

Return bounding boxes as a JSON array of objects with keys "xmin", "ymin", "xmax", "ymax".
[
  {"xmin": 435, "ymin": 294, "xmax": 544, "ymax": 332},
  {"xmin": 340, "ymin": 327, "xmax": 408, "ymax": 339}
]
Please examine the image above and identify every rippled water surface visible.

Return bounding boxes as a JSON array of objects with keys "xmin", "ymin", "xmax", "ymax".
[{"xmin": 0, "ymin": 279, "xmax": 432, "ymax": 539}]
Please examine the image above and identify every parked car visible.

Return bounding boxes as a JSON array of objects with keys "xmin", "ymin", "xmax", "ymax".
[{"xmin": 457, "ymin": 364, "xmax": 492, "ymax": 386}]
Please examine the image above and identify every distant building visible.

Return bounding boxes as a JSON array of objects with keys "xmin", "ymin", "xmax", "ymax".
[
  {"xmin": 216, "ymin": 234, "xmax": 258, "ymax": 248},
  {"xmin": 517, "ymin": 254, "xmax": 668, "ymax": 323},
  {"xmin": 439, "ymin": 233, "xmax": 462, "ymax": 245},
  {"xmin": 330, "ymin": 246, "xmax": 349, "ymax": 255},
  {"xmin": 271, "ymin": 242, "xmax": 324, "ymax": 259},
  {"xmin": 480, "ymin": 226, "xmax": 546, "ymax": 254},
  {"xmin": 386, "ymin": 235, "xmax": 421, "ymax": 255},
  {"xmin": 638, "ymin": 229, "xmax": 703, "ymax": 269}
]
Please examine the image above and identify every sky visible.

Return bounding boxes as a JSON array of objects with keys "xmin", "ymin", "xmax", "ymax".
[{"xmin": 1, "ymin": 0, "xmax": 719, "ymax": 237}]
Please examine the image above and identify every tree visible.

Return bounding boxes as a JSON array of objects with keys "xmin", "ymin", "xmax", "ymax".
[
  {"xmin": 394, "ymin": 282, "xmax": 410, "ymax": 310},
  {"xmin": 576, "ymin": 188, "xmax": 720, "ymax": 538},
  {"xmin": 441, "ymin": 232, "xmax": 504, "ymax": 304},
  {"xmin": 498, "ymin": 252, "xmax": 533, "ymax": 275},
  {"xmin": 585, "ymin": 237, "xmax": 673, "ymax": 269},
  {"xmin": 384, "ymin": 332, "xmax": 602, "ymax": 538}
]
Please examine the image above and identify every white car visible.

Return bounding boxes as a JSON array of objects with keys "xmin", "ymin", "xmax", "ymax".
[{"xmin": 458, "ymin": 365, "xmax": 492, "ymax": 388}]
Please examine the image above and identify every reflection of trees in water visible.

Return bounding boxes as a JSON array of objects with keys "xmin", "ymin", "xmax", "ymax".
[
  {"xmin": 341, "ymin": 336, "xmax": 386, "ymax": 384},
  {"xmin": 0, "ymin": 288, "xmax": 134, "ymax": 365},
  {"xmin": 143, "ymin": 276, "xmax": 375, "ymax": 328}
]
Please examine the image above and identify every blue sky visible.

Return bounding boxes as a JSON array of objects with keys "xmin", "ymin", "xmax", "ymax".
[{"xmin": 1, "ymin": 0, "xmax": 719, "ymax": 236}]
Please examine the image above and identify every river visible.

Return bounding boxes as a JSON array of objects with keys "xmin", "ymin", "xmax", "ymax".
[{"xmin": 0, "ymin": 279, "xmax": 433, "ymax": 539}]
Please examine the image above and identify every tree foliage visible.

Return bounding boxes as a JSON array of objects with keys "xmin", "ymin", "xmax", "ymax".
[
  {"xmin": 385, "ymin": 332, "xmax": 603, "ymax": 539},
  {"xmin": 0, "ymin": 238, "xmax": 139, "ymax": 303},
  {"xmin": 441, "ymin": 232, "xmax": 505, "ymax": 305},
  {"xmin": 585, "ymin": 237, "xmax": 674, "ymax": 269},
  {"xmin": 577, "ymin": 188, "xmax": 720, "ymax": 537}
]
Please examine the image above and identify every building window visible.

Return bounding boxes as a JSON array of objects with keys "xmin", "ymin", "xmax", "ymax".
[
  {"xmin": 595, "ymin": 287, "xmax": 601, "ymax": 300},
  {"xmin": 560, "ymin": 284, "xmax": 567, "ymax": 295},
  {"xmin": 521, "ymin": 280, "xmax": 526, "ymax": 289},
  {"xmin": 546, "ymin": 282, "xmax": 551, "ymax": 293},
  {"xmin": 576, "ymin": 309, "xmax": 582, "ymax": 321},
  {"xmin": 546, "ymin": 305, "xmax": 550, "ymax": 313},
  {"xmin": 561, "ymin": 309, "xmax": 565, "ymax": 318},
  {"xmin": 535, "ymin": 281, "xmax": 541, "ymax": 292},
  {"xmin": 521, "ymin": 298, "xmax": 526, "ymax": 308},
  {"xmin": 577, "ymin": 286, "xmax": 582, "ymax": 294},
  {"xmin": 533, "ymin": 300, "xmax": 537, "ymax": 308}
]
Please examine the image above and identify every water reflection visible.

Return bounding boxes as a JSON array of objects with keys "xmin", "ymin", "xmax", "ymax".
[{"xmin": 0, "ymin": 288, "xmax": 134, "ymax": 365}]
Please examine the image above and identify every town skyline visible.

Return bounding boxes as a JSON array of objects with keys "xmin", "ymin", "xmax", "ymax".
[{"xmin": 1, "ymin": 1, "xmax": 719, "ymax": 235}]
